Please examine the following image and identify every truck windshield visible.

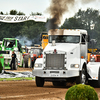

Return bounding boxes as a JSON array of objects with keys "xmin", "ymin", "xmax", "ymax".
[
  {"xmin": 30, "ymin": 48, "xmax": 42, "ymax": 57},
  {"xmin": 49, "ymin": 35, "xmax": 80, "ymax": 43},
  {"xmin": 3, "ymin": 40, "xmax": 15, "ymax": 47}
]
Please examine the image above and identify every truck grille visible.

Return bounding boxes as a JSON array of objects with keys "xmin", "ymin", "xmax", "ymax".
[{"xmin": 46, "ymin": 54, "xmax": 65, "ymax": 70}]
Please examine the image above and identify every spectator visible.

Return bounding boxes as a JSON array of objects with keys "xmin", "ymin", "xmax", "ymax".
[{"xmin": 10, "ymin": 51, "xmax": 16, "ymax": 70}]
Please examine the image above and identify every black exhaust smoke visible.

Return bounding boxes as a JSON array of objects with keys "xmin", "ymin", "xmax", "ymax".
[
  {"xmin": 46, "ymin": 0, "xmax": 74, "ymax": 31},
  {"xmin": 46, "ymin": 0, "xmax": 96, "ymax": 31}
]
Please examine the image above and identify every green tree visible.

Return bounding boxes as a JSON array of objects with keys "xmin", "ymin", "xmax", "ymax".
[
  {"xmin": 0, "ymin": 10, "xmax": 46, "ymax": 46},
  {"xmin": 17, "ymin": 11, "xmax": 25, "ymax": 15},
  {"xmin": 74, "ymin": 8, "xmax": 99, "ymax": 30},
  {"xmin": 60, "ymin": 17, "xmax": 84, "ymax": 29},
  {"xmin": 10, "ymin": 10, "xmax": 17, "ymax": 15},
  {"xmin": 30, "ymin": 12, "xmax": 42, "ymax": 16},
  {"xmin": 0, "ymin": 11, "xmax": 3, "ymax": 15},
  {"xmin": 61, "ymin": 8, "xmax": 100, "ymax": 48}
]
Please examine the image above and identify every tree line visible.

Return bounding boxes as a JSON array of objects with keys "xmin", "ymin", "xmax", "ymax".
[
  {"xmin": 0, "ymin": 9, "xmax": 100, "ymax": 48},
  {"xmin": 61, "ymin": 8, "xmax": 100, "ymax": 48}
]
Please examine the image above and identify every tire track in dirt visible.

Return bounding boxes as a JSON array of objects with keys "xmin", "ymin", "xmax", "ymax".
[{"xmin": 0, "ymin": 90, "xmax": 65, "ymax": 99}]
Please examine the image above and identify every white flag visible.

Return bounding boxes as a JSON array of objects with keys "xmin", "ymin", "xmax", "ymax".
[{"xmin": 0, "ymin": 15, "xmax": 47, "ymax": 23}]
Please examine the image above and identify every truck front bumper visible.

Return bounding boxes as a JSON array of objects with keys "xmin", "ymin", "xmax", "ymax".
[{"xmin": 32, "ymin": 69, "xmax": 79, "ymax": 78}]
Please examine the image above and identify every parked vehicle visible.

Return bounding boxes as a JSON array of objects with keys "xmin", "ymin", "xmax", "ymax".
[
  {"xmin": 1, "ymin": 38, "xmax": 23, "ymax": 70},
  {"xmin": 40, "ymin": 32, "xmax": 48, "ymax": 50},
  {"xmin": 87, "ymin": 52, "xmax": 100, "ymax": 87},
  {"xmin": 30, "ymin": 46, "xmax": 43, "ymax": 67}
]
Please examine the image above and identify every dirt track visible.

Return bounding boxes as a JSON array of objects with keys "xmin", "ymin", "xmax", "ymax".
[
  {"xmin": 0, "ymin": 81, "xmax": 100, "ymax": 100},
  {"xmin": 0, "ymin": 81, "xmax": 67, "ymax": 100},
  {"xmin": 1, "ymin": 68, "xmax": 100, "ymax": 100}
]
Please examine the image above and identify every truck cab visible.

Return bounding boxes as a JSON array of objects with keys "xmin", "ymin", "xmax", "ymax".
[{"xmin": 33, "ymin": 29, "xmax": 89, "ymax": 87}]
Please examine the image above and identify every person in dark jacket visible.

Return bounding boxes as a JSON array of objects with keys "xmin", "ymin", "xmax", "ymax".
[{"xmin": 10, "ymin": 51, "xmax": 16, "ymax": 70}]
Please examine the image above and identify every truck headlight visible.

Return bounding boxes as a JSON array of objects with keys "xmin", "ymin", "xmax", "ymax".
[
  {"xmin": 35, "ymin": 63, "xmax": 42, "ymax": 67},
  {"xmin": 71, "ymin": 64, "xmax": 79, "ymax": 68}
]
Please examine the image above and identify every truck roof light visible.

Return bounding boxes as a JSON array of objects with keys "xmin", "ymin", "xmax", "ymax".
[
  {"xmin": 54, "ymin": 49, "xmax": 57, "ymax": 54},
  {"xmin": 81, "ymin": 56, "xmax": 84, "ymax": 59}
]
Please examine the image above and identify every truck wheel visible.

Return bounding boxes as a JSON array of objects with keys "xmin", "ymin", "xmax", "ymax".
[
  {"xmin": 76, "ymin": 67, "xmax": 87, "ymax": 84},
  {"xmin": 14, "ymin": 58, "xmax": 18, "ymax": 70},
  {"xmin": 36, "ymin": 76, "xmax": 44, "ymax": 87},
  {"xmin": 22, "ymin": 60, "xmax": 25, "ymax": 68},
  {"xmin": 28, "ymin": 56, "xmax": 32, "ymax": 68},
  {"xmin": 52, "ymin": 81, "xmax": 66, "ymax": 86},
  {"xmin": 0, "ymin": 62, "xmax": 3, "ymax": 73},
  {"xmin": 97, "ymin": 67, "xmax": 100, "ymax": 87},
  {"xmin": 32, "ymin": 57, "xmax": 36, "ymax": 68},
  {"xmin": 24, "ymin": 55, "xmax": 31, "ymax": 68}
]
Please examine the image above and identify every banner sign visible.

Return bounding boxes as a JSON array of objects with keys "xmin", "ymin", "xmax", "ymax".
[{"xmin": 0, "ymin": 15, "xmax": 47, "ymax": 23}]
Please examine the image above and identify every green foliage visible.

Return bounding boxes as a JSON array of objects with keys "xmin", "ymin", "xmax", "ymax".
[
  {"xmin": 0, "ymin": 11, "xmax": 3, "ymax": 15},
  {"xmin": 10, "ymin": 10, "xmax": 18, "ymax": 15},
  {"xmin": 60, "ymin": 17, "xmax": 84, "ymax": 29},
  {"xmin": 17, "ymin": 11, "xmax": 25, "ymax": 15},
  {"xmin": 0, "ymin": 19, "xmax": 46, "ymax": 45},
  {"xmin": 0, "ymin": 77, "xmax": 34, "ymax": 81},
  {"xmin": 61, "ymin": 8, "xmax": 100, "ymax": 48},
  {"xmin": 65, "ymin": 84, "xmax": 98, "ymax": 100},
  {"xmin": 30, "ymin": 12, "xmax": 42, "ymax": 16},
  {"xmin": 0, "ymin": 10, "xmax": 46, "ymax": 45},
  {"xmin": 1, "ymin": 8, "xmax": 100, "ymax": 48}
]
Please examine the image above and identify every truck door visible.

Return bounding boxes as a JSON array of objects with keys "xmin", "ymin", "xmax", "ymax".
[
  {"xmin": 81, "ymin": 34, "xmax": 87, "ymax": 61},
  {"xmin": 17, "ymin": 40, "xmax": 22, "ymax": 66}
]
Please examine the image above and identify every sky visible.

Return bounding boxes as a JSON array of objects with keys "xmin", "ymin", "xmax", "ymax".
[{"xmin": 0, "ymin": 0, "xmax": 100, "ymax": 24}]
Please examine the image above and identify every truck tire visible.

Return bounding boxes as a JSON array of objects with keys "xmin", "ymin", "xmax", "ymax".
[
  {"xmin": 32, "ymin": 57, "xmax": 36, "ymax": 68},
  {"xmin": 52, "ymin": 81, "xmax": 66, "ymax": 86},
  {"xmin": 24, "ymin": 55, "xmax": 31, "ymax": 68},
  {"xmin": 76, "ymin": 67, "xmax": 87, "ymax": 84},
  {"xmin": 0, "ymin": 62, "xmax": 3, "ymax": 73},
  {"xmin": 22, "ymin": 60, "xmax": 25, "ymax": 68},
  {"xmin": 23, "ymin": 55, "xmax": 28, "ymax": 68},
  {"xmin": 97, "ymin": 67, "xmax": 100, "ymax": 87},
  {"xmin": 28, "ymin": 56, "xmax": 32, "ymax": 68},
  {"xmin": 36, "ymin": 76, "xmax": 44, "ymax": 87},
  {"xmin": 14, "ymin": 58, "xmax": 18, "ymax": 70}
]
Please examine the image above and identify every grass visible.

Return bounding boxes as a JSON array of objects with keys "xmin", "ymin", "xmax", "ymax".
[{"xmin": 0, "ymin": 77, "xmax": 35, "ymax": 81}]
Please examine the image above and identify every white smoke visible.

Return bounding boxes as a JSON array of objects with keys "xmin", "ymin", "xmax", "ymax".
[{"xmin": 15, "ymin": 36, "xmax": 32, "ymax": 46}]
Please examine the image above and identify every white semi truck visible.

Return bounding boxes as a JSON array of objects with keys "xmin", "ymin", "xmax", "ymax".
[{"xmin": 32, "ymin": 29, "xmax": 89, "ymax": 87}]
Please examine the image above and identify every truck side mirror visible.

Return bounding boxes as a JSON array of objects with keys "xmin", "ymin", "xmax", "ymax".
[
  {"xmin": 39, "ymin": 37, "xmax": 42, "ymax": 41},
  {"xmin": 86, "ymin": 35, "xmax": 90, "ymax": 42}
]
